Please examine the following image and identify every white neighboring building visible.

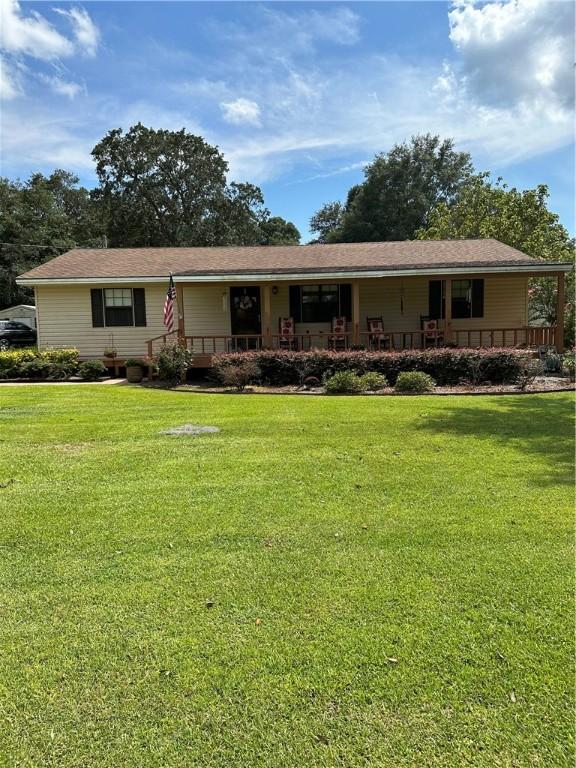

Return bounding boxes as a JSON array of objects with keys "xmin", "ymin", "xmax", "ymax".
[{"xmin": 0, "ymin": 304, "xmax": 37, "ymax": 329}]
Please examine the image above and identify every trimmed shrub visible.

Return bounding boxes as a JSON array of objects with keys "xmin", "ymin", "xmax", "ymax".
[
  {"xmin": 359, "ymin": 372, "xmax": 388, "ymax": 391},
  {"xmin": 155, "ymin": 342, "xmax": 193, "ymax": 384},
  {"xmin": 19, "ymin": 358, "xmax": 52, "ymax": 379},
  {"xmin": 394, "ymin": 371, "xmax": 436, "ymax": 393},
  {"xmin": 211, "ymin": 348, "xmax": 527, "ymax": 387},
  {"xmin": 542, "ymin": 352, "xmax": 562, "ymax": 373},
  {"xmin": 78, "ymin": 360, "xmax": 108, "ymax": 381},
  {"xmin": 219, "ymin": 360, "xmax": 261, "ymax": 391},
  {"xmin": 324, "ymin": 371, "xmax": 365, "ymax": 394},
  {"xmin": 0, "ymin": 347, "xmax": 79, "ymax": 380}
]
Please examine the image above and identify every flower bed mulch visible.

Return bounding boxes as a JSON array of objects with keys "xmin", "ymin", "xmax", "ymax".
[{"xmin": 172, "ymin": 376, "xmax": 574, "ymax": 396}]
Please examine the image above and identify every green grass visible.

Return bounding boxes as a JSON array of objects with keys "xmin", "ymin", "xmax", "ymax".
[{"xmin": 0, "ymin": 386, "xmax": 573, "ymax": 767}]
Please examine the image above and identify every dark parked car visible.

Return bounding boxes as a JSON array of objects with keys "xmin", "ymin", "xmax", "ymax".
[{"xmin": 0, "ymin": 320, "xmax": 37, "ymax": 350}]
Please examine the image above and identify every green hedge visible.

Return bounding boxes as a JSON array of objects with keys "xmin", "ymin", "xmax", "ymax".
[
  {"xmin": 212, "ymin": 348, "xmax": 529, "ymax": 387},
  {"xmin": 0, "ymin": 348, "xmax": 79, "ymax": 380}
]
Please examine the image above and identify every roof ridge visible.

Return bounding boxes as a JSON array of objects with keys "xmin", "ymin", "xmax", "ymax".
[{"xmin": 64, "ymin": 237, "xmax": 501, "ymax": 253}]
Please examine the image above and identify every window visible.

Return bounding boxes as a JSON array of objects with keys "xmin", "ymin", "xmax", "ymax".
[
  {"xmin": 429, "ymin": 279, "xmax": 484, "ymax": 320},
  {"xmin": 451, "ymin": 279, "xmax": 484, "ymax": 318},
  {"xmin": 4, "ymin": 321, "xmax": 30, "ymax": 330},
  {"xmin": 301, "ymin": 284, "xmax": 339, "ymax": 322},
  {"xmin": 104, "ymin": 288, "xmax": 134, "ymax": 326},
  {"xmin": 451, "ymin": 280, "xmax": 471, "ymax": 319},
  {"xmin": 289, "ymin": 284, "xmax": 352, "ymax": 323},
  {"xmin": 91, "ymin": 288, "xmax": 147, "ymax": 328}
]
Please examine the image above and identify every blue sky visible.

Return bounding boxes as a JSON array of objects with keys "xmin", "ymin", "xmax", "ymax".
[{"xmin": 1, "ymin": 0, "xmax": 574, "ymax": 241}]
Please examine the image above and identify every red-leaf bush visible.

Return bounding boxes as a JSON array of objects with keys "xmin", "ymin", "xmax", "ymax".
[{"xmin": 211, "ymin": 348, "xmax": 530, "ymax": 387}]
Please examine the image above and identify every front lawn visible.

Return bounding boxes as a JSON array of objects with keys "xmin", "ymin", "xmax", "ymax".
[{"xmin": 0, "ymin": 386, "xmax": 573, "ymax": 767}]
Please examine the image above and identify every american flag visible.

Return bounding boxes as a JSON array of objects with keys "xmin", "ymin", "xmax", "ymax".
[{"xmin": 163, "ymin": 274, "xmax": 176, "ymax": 332}]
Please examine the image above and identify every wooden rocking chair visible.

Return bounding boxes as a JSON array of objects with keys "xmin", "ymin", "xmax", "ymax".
[
  {"xmin": 367, "ymin": 317, "xmax": 390, "ymax": 351},
  {"xmin": 278, "ymin": 317, "xmax": 297, "ymax": 350},
  {"xmin": 329, "ymin": 316, "xmax": 347, "ymax": 351}
]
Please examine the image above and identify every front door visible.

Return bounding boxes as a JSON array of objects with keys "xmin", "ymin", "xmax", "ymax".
[{"xmin": 230, "ymin": 287, "xmax": 261, "ymax": 348}]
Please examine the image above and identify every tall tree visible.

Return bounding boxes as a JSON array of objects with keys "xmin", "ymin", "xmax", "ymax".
[
  {"xmin": 259, "ymin": 216, "xmax": 300, "ymax": 245},
  {"xmin": 417, "ymin": 174, "xmax": 575, "ymax": 346},
  {"xmin": 91, "ymin": 123, "xmax": 296, "ymax": 248},
  {"xmin": 311, "ymin": 135, "xmax": 473, "ymax": 243},
  {"xmin": 309, "ymin": 201, "xmax": 344, "ymax": 243},
  {"xmin": 0, "ymin": 171, "xmax": 102, "ymax": 308}
]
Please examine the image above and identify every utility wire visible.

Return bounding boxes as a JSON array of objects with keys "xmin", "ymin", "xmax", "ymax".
[
  {"xmin": 0, "ymin": 242, "xmax": 67, "ymax": 248},
  {"xmin": 0, "ymin": 239, "xmax": 108, "ymax": 248}
]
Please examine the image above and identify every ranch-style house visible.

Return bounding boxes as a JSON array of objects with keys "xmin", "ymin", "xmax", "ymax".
[{"xmin": 17, "ymin": 238, "xmax": 571, "ymax": 369}]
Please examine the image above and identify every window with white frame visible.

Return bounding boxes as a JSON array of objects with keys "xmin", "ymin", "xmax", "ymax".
[{"xmin": 104, "ymin": 288, "xmax": 134, "ymax": 326}]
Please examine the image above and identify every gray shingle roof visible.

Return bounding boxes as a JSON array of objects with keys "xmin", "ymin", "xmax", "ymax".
[{"xmin": 18, "ymin": 238, "xmax": 559, "ymax": 281}]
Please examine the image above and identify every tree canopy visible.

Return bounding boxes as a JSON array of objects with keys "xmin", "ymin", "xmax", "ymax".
[
  {"xmin": 92, "ymin": 124, "xmax": 272, "ymax": 247},
  {"xmin": 417, "ymin": 174, "xmax": 575, "ymax": 345},
  {"xmin": 0, "ymin": 125, "xmax": 300, "ymax": 308},
  {"xmin": 310, "ymin": 135, "xmax": 473, "ymax": 243},
  {"xmin": 309, "ymin": 202, "xmax": 344, "ymax": 243},
  {"xmin": 0, "ymin": 171, "xmax": 102, "ymax": 307},
  {"xmin": 258, "ymin": 216, "xmax": 300, "ymax": 245}
]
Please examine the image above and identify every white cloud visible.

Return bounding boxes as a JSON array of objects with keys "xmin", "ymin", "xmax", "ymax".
[
  {"xmin": 0, "ymin": 0, "xmax": 573, "ymax": 194},
  {"xmin": 0, "ymin": 0, "xmax": 74, "ymax": 59},
  {"xmin": 277, "ymin": 6, "xmax": 361, "ymax": 47},
  {"xmin": 0, "ymin": 54, "xmax": 21, "ymax": 98},
  {"xmin": 293, "ymin": 161, "xmax": 369, "ymax": 184},
  {"xmin": 217, "ymin": 49, "xmax": 573, "ymax": 183},
  {"xmin": 0, "ymin": 106, "xmax": 96, "ymax": 172},
  {"xmin": 448, "ymin": 0, "xmax": 574, "ymax": 114},
  {"xmin": 210, "ymin": 6, "xmax": 361, "ymax": 60},
  {"xmin": 53, "ymin": 7, "xmax": 100, "ymax": 58},
  {"xmin": 0, "ymin": 96, "xmax": 205, "ymax": 180},
  {"xmin": 0, "ymin": 1, "xmax": 99, "ymax": 99},
  {"xmin": 41, "ymin": 74, "xmax": 83, "ymax": 99},
  {"xmin": 220, "ymin": 98, "xmax": 261, "ymax": 126}
]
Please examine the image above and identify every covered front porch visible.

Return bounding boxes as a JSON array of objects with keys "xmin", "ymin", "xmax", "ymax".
[{"xmin": 146, "ymin": 270, "xmax": 565, "ymax": 366}]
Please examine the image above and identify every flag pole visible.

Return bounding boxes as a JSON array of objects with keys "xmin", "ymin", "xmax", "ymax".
[{"xmin": 163, "ymin": 273, "xmax": 176, "ymax": 335}]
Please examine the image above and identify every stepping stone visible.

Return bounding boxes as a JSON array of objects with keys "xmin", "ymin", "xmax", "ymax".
[{"xmin": 160, "ymin": 424, "xmax": 220, "ymax": 436}]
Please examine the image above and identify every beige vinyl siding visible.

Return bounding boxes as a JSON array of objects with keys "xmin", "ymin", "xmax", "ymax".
[
  {"xmin": 181, "ymin": 283, "xmax": 231, "ymax": 354},
  {"xmin": 359, "ymin": 275, "xmax": 528, "ymax": 331},
  {"xmin": 35, "ymin": 283, "xmax": 167, "ymax": 358},
  {"xmin": 35, "ymin": 274, "xmax": 529, "ymax": 359},
  {"xmin": 180, "ymin": 275, "xmax": 528, "ymax": 341},
  {"xmin": 268, "ymin": 275, "xmax": 528, "ymax": 340}
]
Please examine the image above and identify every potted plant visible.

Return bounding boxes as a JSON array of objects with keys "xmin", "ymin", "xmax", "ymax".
[
  {"xmin": 125, "ymin": 358, "xmax": 145, "ymax": 383},
  {"xmin": 103, "ymin": 334, "xmax": 117, "ymax": 359}
]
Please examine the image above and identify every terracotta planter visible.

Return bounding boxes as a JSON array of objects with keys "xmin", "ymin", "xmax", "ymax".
[{"xmin": 126, "ymin": 365, "xmax": 143, "ymax": 383}]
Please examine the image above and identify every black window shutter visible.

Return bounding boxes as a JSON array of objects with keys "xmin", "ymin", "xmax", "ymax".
[
  {"xmin": 289, "ymin": 285, "xmax": 302, "ymax": 322},
  {"xmin": 133, "ymin": 288, "xmax": 147, "ymax": 326},
  {"xmin": 429, "ymin": 281, "xmax": 442, "ymax": 319},
  {"xmin": 90, "ymin": 289, "xmax": 104, "ymax": 327},
  {"xmin": 339, "ymin": 284, "xmax": 352, "ymax": 321},
  {"xmin": 471, "ymin": 279, "xmax": 484, "ymax": 317}
]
